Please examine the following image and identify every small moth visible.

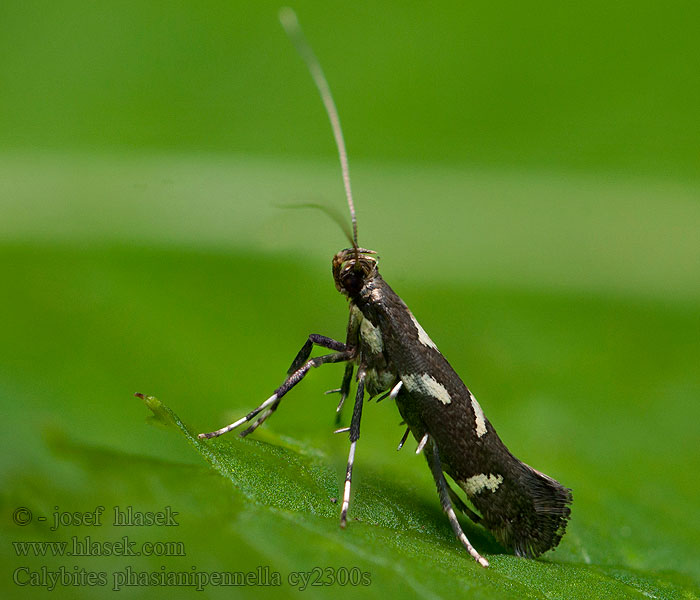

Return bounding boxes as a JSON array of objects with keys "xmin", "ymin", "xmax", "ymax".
[{"xmin": 199, "ymin": 8, "xmax": 572, "ymax": 567}]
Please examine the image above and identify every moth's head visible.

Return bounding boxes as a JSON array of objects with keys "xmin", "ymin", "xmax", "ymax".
[{"xmin": 333, "ymin": 248, "xmax": 378, "ymax": 297}]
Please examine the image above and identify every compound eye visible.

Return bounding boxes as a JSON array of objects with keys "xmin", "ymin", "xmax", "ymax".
[{"xmin": 341, "ymin": 270, "xmax": 364, "ymax": 295}]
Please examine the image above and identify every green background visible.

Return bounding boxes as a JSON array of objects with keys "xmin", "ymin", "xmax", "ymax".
[{"xmin": 1, "ymin": 1, "xmax": 698, "ymax": 599}]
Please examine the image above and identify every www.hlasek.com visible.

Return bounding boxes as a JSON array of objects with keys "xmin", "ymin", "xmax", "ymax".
[
  {"xmin": 13, "ymin": 536, "xmax": 185, "ymax": 558},
  {"xmin": 13, "ymin": 566, "xmax": 372, "ymax": 591}
]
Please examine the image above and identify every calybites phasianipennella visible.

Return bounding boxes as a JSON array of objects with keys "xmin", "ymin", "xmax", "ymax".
[{"xmin": 198, "ymin": 8, "xmax": 572, "ymax": 568}]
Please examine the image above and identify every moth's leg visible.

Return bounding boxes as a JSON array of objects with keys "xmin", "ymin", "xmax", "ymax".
[
  {"xmin": 426, "ymin": 441, "xmax": 489, "ymax": 568},
  {"xmin": 287, "ymin": 334, "xmax": 347, "ymax": 375},
  {"xmin": 396, "ymin": 426, "xmax": 411, "ymax": 451},
  {"xmin": 340, "ymin": 370, "xmax": 365, "ymax": 528},
  {"xmin": 445, "ymin": 481, "xmax": 482, "ymax": 525},
  {"xmin": 376, "ymin": 379, "xmax": 402, "ymax": 404},
  {"xmin": 239, "ymin": 401, "xmax": 280, "ymax": 437},
  {"xmin": 287, "ymin": 335, "xmax": 354, "ymax": 419},
  {"xmin": 329, "ymin": 363, "xmax": 354, "ymax": 423},
  {"xmin": 198, "ymin": 349, "xmax": 354, "ymax": 439},
  {"xmin": 330, "ymin": 306, "xmax": 361, "ymax": 420},
  {"xmin": 251, "ymin": 351, "xmax": 354, "ymax": 435},
  {"xmin": 415, "ymin": 432, "xmax": 429, "ymax": 454}
]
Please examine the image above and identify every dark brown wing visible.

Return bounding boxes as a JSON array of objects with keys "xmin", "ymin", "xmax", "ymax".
[{"xmin": 356, "ymin": 274, "xmax": 572, "ymax": 557}]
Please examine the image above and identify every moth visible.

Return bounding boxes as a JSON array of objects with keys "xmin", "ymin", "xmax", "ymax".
[{"xmin": 199, "ymin": 8, "xmax": 572, "ymax": 568}]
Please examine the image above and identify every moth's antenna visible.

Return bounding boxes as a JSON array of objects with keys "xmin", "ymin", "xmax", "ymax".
[
  {"xmin": 276, "ymin": 202, "xmax": 354, "ymax": 247},
  {"xmin": 279, "ymin": 7, "xmax": 358, "ymax": 248}
]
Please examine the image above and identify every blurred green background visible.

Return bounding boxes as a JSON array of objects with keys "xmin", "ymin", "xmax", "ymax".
[{"xmin": 1, "ymin": 1, "xmax": 699, "ymax": 599}]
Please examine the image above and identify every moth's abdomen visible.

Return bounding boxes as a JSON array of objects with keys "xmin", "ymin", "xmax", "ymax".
[{"xmin": 457, "ymin": 456, "xmax": 572, "ymax": 558}]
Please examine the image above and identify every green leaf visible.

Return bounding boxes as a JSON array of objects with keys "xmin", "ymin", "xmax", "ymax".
[
  {"xmin": 132, "ymin": 395, "xmax": 698, "ymax": 599},
  {"xmin": 1, "ymin": 155, "xmax": 698, "ymax": 599}
]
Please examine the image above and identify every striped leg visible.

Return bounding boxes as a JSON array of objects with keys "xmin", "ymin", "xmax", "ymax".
[
  {"xmin": 239, "ymin": 400, "xmax": 280, "ymax": 438},
  {"xmin": 446, "ymin": 481, "xmax": 482, "ymax": 526},
  {"xmin": 198, "ymin": 348, "xmax": 354, "ymax": 439},
  {"xmin": 340, "ymin": 371, "xmax": 365, "ymax": 528},
  {"xmin": 329, "ymin": 363, "xmax": 354, "ymax": 423},
  {"xmin": 287, "ymin": 334, "xmax": 347, "ymax": 374},
  {"xmin": 426, "ymin": 441, "xmax": 489, "ymax": 568}
]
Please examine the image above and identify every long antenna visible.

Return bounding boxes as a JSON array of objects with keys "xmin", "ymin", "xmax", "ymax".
[{"xmin": 279, "ymin": 7, "xmax": 358, "ymax": 247}]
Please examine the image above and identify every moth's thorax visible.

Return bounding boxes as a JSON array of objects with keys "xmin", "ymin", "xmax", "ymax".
[
  {"xmin": 349, "ymin": 303, "xmax": 397, "ymax": 396},
  {"xmin": 332, "ymin": 247, "xmax": 379, "ymax": 297}
]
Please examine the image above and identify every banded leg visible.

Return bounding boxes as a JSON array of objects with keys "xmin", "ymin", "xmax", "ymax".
[
  {"xmin": 198, "ymin": 348, "xmax": 354, "ymax": 439},
  {"xmin": 446, "ymin": 481, "xmax": 482, "ymax": 525},
  {"xmin": 426, "ymin": 441, "xmax": 489, "ymax": 568},
  {"xmin": 340, "ymin": 370, "xmax": 365, "ymax": 528},
  {"xmin": 330, "ymin": 363, "xmax": 354, "ymax": 423},
  {"xmin": 238, "ymin": 343, "xmax": 353, "ymax": 437},
  {"xmin": 287, "ymin": 334, "xmax": 347, "ymax": 374},
  {"xmin": 239, "ymin": 400, "xmax": 280, "ymax": 438},
  {"xmin": 396, "ymin": 426, "xmax": 410, "ymax": 451}
]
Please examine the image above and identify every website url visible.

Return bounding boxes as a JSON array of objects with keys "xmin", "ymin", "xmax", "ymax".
[{"xmin": 12, "ymin": 536, "xmax": 185, "ymax": 557}]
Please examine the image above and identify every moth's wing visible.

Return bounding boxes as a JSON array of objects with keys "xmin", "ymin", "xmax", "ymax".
[
  {"xmin": 372, "ymin": 281, "xmax": 571, "ymax": 557},
  {"xmin": 394, "ymin": 362, "xmax": 572, "ymax": 556}
]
